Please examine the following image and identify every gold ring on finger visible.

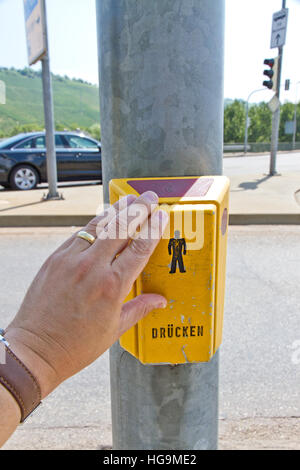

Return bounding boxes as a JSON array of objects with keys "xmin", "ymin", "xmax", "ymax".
[{"xmin": 77, "ymin": 231, "xmax": 96, "ymax": 246}]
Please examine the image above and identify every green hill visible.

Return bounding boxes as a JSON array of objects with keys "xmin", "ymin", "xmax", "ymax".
[{"xmin": 0, "ymin": 67, "xmax": 100, "ymax": 139}]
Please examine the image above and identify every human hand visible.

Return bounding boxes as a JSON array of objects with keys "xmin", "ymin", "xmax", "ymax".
[{"xmin": 4, "ymin": 192, "xmax": 169, "ymax": 399}]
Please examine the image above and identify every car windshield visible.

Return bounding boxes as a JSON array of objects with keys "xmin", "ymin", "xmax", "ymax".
[{"xmin": 0, "ymin": 135, "xmax": 27, "ymax": 149}]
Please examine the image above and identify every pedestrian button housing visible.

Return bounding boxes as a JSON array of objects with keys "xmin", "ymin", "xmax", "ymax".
[{"xmin": 110, "ymin": 176, "xmax": 230, "ymax": 365}]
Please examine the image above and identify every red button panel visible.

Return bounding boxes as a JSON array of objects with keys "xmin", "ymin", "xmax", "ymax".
[{"xmin": 127, "ymin": 178, "xmax": 214, "ymax": 198}]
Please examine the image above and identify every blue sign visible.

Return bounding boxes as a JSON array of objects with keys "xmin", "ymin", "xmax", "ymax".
[
  {"xmin": 23, "ymin": 0, "xmax": 46, "ymax": 65},
  {"xmin": 24, "ymin": 0, "xmax": 38, "ymax": 21}
]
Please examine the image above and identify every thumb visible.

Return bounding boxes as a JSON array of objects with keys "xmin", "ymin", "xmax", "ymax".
[{"xmin": 119, "ymin": 294, "xmax": 167, "ymax": 337}]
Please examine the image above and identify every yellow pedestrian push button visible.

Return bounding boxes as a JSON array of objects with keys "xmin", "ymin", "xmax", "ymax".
[{"xmin": 110, "ymin": 176, "xmax": 230, "ymax": 365}]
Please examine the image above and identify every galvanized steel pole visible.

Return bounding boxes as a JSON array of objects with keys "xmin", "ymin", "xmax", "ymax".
[
  {"xmin": 96, "ymin": 0, "xmax": 225, "ymax": 450},
  {"xmin": 41, "ymin": 0, "xmax": 59, "ymax": 199},
  {"xmin": 270, "ymin": 0, "xmax": 287, "ymax": 175}
]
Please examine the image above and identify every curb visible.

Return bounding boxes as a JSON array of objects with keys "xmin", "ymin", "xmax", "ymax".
[
  {"xmin": 230, "ymin": 214, "xmax": 300, "ymax": 225},
  {"xmin": 0, "ymin": 215, "xmax": 93, "ymax": 228},
  {"xmin": 0, "ymin": 213, "xmax": 299, "ymax": 227}
]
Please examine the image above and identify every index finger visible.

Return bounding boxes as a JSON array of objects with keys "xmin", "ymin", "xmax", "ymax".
[
  {"xmin": 113, "ymin": 209, "xmax": 169, "ymax": 290},
  {"xmin": 56, "ymin": 194, "xmax": 137, "ymax": 254}
]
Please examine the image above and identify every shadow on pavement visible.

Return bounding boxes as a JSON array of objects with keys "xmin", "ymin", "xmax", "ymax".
[
  {"xmin": 0, "ymin": 200, "xmax": 46, "ymax": 213},
  {"xmin": 232, "ymin": 175, "xmax": 274, "ymax": 192}
]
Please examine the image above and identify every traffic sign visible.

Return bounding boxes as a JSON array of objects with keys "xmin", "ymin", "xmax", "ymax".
[
  {"xmin": 271, "ymin": 9, "xmax": 289, "ymax": 49},
  {"xmin": 285, "ymin": 79, "xmax": 290, "ymax": 91},
  {"xmin": 0, "ymin": 81, "xmax": 5, "ymax": 105},
  {"xmin": 23, "ymin": 0, "xmax": 47, "ymax": 65},
  {"xmin": 284, "ymin": 121, "xmax": 294, "ymax": 135},
  {"xmin": 268, "ymin": 95, "xmax": 280, "ymax": 113}
]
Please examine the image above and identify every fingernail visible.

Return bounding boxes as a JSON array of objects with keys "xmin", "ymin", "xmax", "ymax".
[
  {"xmin": 143, "ymin": 191, "xmax": 159, "ymax": 204},
  {"xmin": 156, "ymin": 299, "xmax": 168, "ymax": 309}
]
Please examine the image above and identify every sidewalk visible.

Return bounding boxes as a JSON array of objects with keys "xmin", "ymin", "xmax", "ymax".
[
  {"xmin": 0, "ymin": 156, "xmax": 299, "ymax": 226},
  {"xmin": 228, "ymin": 172, "xmax": 300, "ymax": 224},
  {"xmin": 0, "ymin": 183, "xmax": 103, "ymax": 227}
]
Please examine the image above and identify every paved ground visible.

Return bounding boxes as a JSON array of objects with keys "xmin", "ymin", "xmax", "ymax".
[
  {"xmin": 0, "ymin": 153, "xmax": 299, "ymax": 226},
  {"xmin": 1, "ymin": 226, "xmax": 299, "ymax": 450},
  {"xmin": 224, "ymin": 151, "xmax": 300, "ymax": 174}
]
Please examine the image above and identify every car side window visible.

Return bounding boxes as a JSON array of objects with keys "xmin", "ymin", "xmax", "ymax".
[
  {"xmin": 55, "ymin": 135, "xmax": 67, "ymax": 148},
  {"xmin": 15, "ymin": 138, "xmax": 35, "ymax": 149},
  {"xmin": 35, "ymin": 136, "xmax": 46, "ymax": 149},
  {"xmin": 33, "ymin": 135, "xmax": 66, "ymax": 149},
  {"xmin": 65, "ymin": 135, "xmax": 99, "ymax": 149}
]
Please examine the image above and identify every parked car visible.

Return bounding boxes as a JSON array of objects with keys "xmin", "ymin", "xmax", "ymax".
[{"xmin": 0, "ymin": 132, "xmax": 102, "ymax": 190}]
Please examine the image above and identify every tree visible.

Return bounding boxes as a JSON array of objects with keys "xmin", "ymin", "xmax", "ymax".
[
  {"xmin": 279, "ymin": 102, "xmax": 296, "ymax": 143},
  {"xmin": 224, "ymin": 100, "xmax": 246, "ymax": 143},
  {"xmin": 248, "ymin": 102, "xmax": 272, "ymax": 142},
  {"xmin": 295, "ymin": 103, "xmax": 300, "ymax": 143}
]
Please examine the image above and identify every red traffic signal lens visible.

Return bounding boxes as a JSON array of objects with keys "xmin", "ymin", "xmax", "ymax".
[{"xmin": 264, "ymin": 59, "xmax": 275, "ymax": 68}]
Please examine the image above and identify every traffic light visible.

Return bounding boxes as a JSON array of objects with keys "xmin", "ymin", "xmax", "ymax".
[
  {"xmin": 263, "ymin": 57, "xmax": 279, "ymax": 92},
  {"xmin": 285, "ymin": 79, "xmax": 290, "ymax": 91}
]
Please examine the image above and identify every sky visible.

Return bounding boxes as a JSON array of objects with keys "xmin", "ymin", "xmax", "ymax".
[{"xmin": 0, "ymin": 0, "xmax": 300, "ymax": 105}]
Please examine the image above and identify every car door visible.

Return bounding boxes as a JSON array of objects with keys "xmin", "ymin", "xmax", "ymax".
[
  {"xmin": 63, "ymin": 135, "xmax": 102, "ymax": 180},
  {"xmin": 12, "ymin": 136, "xmax": 47, "ymax": 180},
  {"xmin": 34, "ymin": 135, "xmax": 87, "ymax": 181},
  {"xmin": 54, "ymin": 135, "xmax": 86, "ymax": 180}
]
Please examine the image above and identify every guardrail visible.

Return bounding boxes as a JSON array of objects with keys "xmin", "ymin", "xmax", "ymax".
[
  {"xmin": 224, "ymin": 142, "xmax": 300, "ymax": 153},
  {"xmin": 224, "ymin": 144, "xmax": 250, "ymax": 152}
]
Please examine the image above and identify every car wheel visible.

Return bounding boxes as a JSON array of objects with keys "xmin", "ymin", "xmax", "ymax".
[{"xmin": 10, "ymin": 165, "xmax": 39, "ymax": 191}]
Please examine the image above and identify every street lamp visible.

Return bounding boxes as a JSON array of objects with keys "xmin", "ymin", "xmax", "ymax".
[
  {"xmin": 244, "ymin": 88, "xmax": 266, "ymax": 155},
  {"xmin": 292, "ymin": 81, "xmax": 300, "ymax": 150}
]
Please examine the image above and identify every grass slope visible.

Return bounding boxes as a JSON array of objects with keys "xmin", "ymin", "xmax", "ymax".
[{"xmin": 0, "ymin": 68, "xmax": 100, "ymax": 135}]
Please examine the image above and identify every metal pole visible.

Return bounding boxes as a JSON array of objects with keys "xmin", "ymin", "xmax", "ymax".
[
  {"xmin": 292, "ymin": 82, "xmax": 300, "ymax": 151},
  {"xmin": 96, "ymin": 0, "xmax": 225, "ymax": 450},
  {"xmin": 244, "ymin": 89, "xmax": 265, "ymax": 154},
  {"xmin": 293, "ymin": 104, "xmax": 297, "ymax": 150},
  {"xmin": 244, "ymin": 101, "xmax": 249, "ymax": 155},
  {"xmin": 270, "ymin": 0, "xmax": 286, "ymax": 175},
  {"xmin": 41, "ymin": 0, "xmax": 59, "ymax": 199}
]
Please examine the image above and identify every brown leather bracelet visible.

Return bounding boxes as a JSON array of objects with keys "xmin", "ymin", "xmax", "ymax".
[{"xmin": 0, "ymin": 343, "xmax": 42, "ymax": 423}]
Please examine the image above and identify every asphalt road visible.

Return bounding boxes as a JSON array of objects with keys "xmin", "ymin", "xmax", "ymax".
[
  {"xmin": 0, "ymin": 151, "xmax": 299, "ymax": 193},
  {"xmin": 223, "ymin": 152, "xmax": 300, "ymax": 175},
  {"xmin": 1, "ymin": 226, "xmax": 299, "ymax": 450}
]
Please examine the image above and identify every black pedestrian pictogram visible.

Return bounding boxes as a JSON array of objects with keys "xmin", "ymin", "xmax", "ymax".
[{"xmin": 168, "ymin": 231, "xmax": 187, "ymax": 274}]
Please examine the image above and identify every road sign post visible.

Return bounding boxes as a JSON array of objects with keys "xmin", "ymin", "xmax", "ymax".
[
  {"xmin": 23, "ymin": 0, "xmax": 59, "ymax": 199},
  {"xmin": 96, "ymin": 0, "xmax": 225, "ymax": 450},
  {"xmin": 269, "ymin": 2, "xmax": 288, "ymax": 176}
]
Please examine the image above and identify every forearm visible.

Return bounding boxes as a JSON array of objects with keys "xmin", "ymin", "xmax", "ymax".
[
  {"xmin": 0, "ymin": 383, "xmax": 21, "ymax": 447},
  {"xmin": 0, "ymin": 192, "xmax": 168, "ymax": 448},
  {"xmin": 0, "ymin": 330, "xmax": 61, "ymax": 448}
]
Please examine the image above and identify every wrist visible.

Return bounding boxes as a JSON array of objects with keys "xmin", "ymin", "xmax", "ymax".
[
  {"xmin": 0, "ymin": 383, "xmax": 21, "ymax": 446},
  {"xmin": 4, "ymin": 327, "xmax": 60, "ymax": 400}
]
